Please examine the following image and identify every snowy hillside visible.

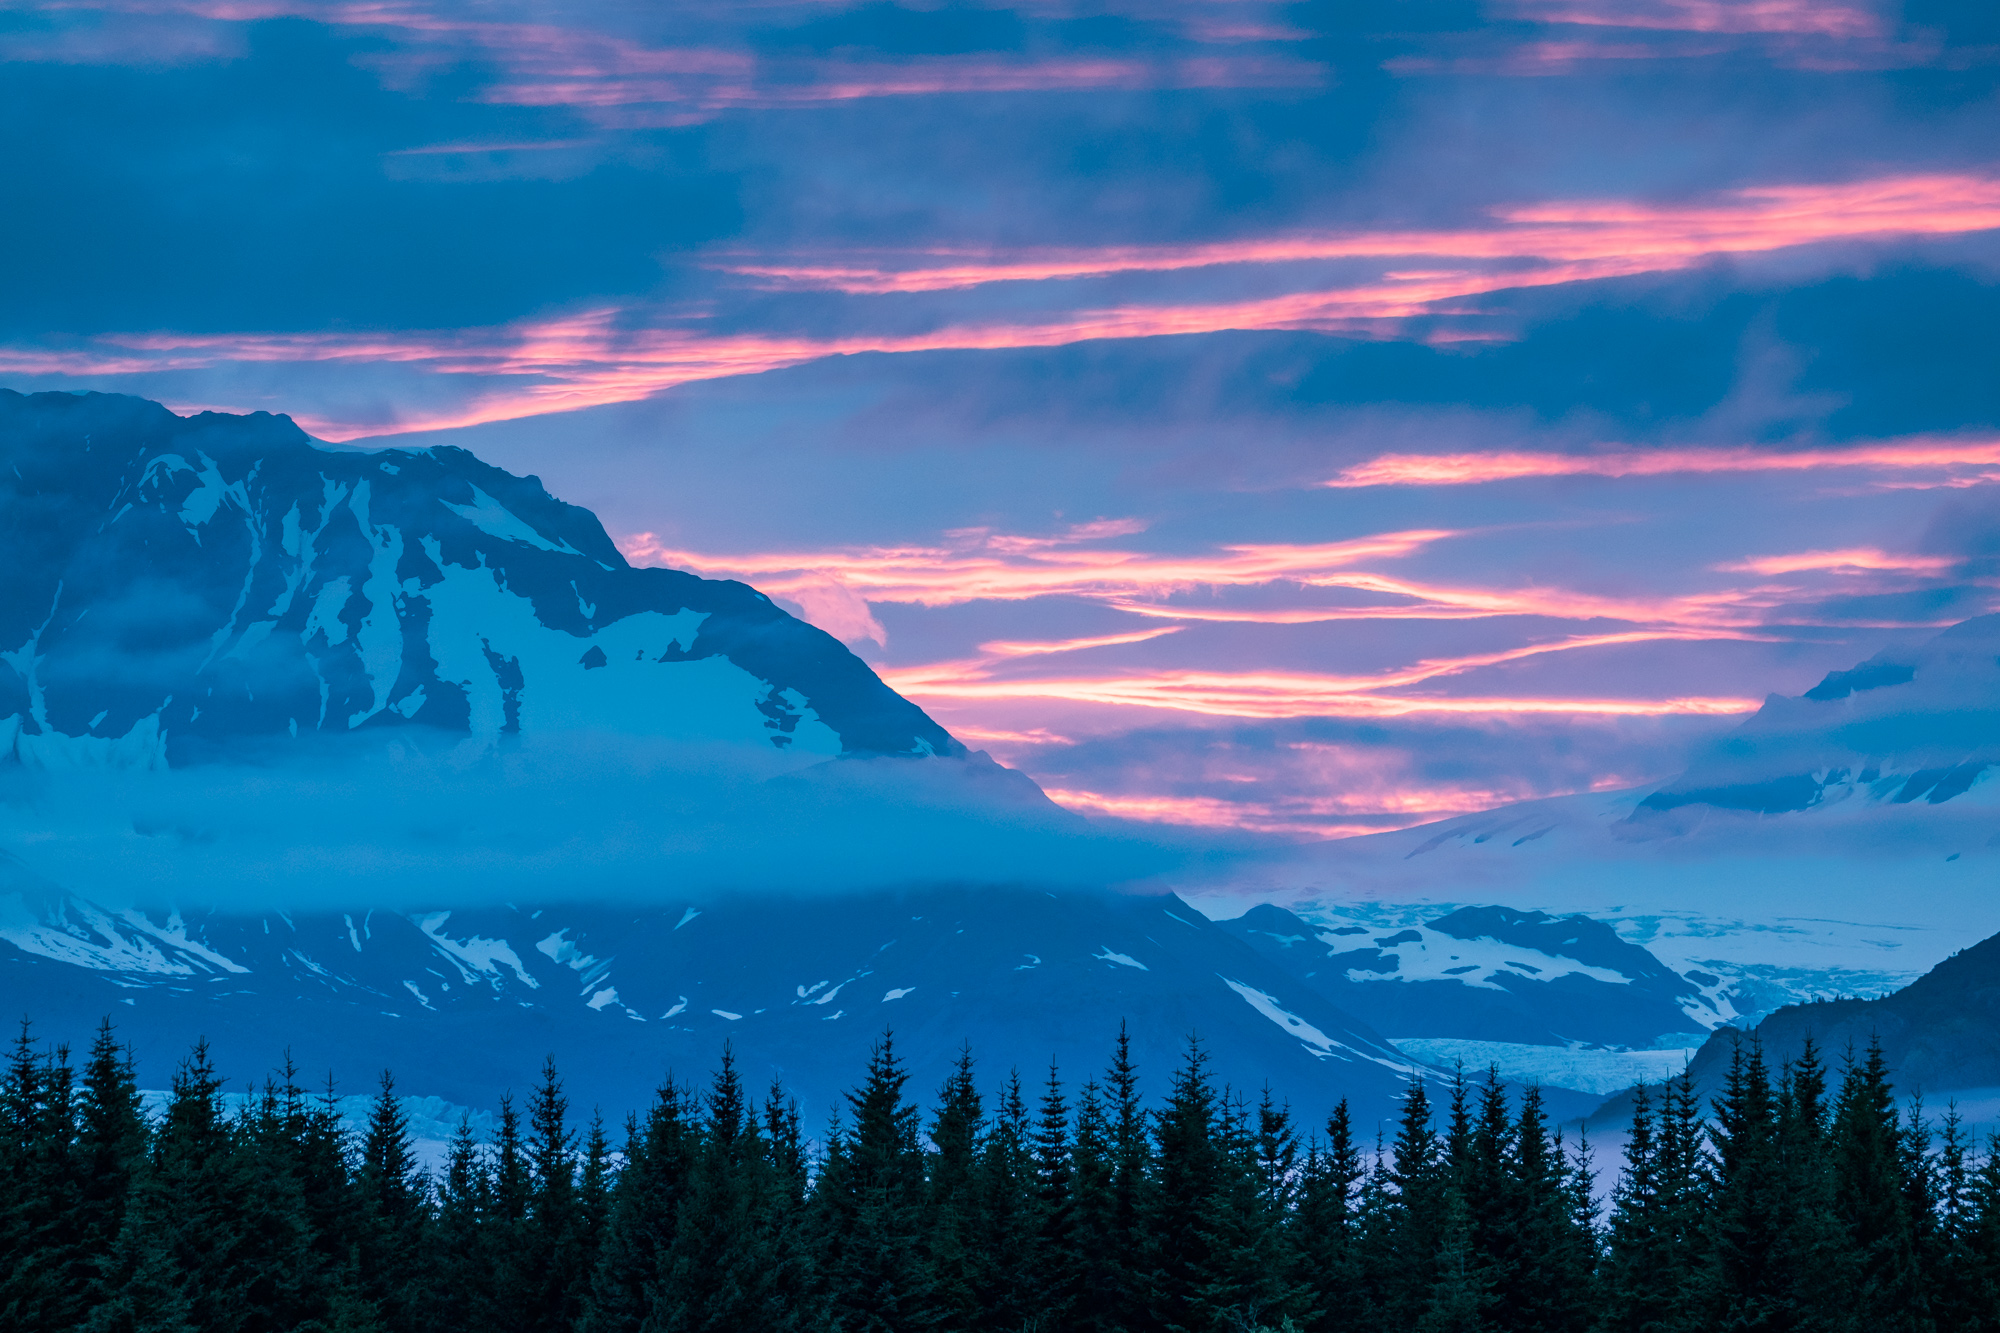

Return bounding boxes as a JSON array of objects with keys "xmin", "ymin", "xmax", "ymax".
[{"xmin": 0, "ymin": 872, "xmax": 1453, "ymax": 1129}]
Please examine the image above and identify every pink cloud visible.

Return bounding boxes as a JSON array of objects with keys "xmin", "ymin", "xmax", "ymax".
[
  {"xmin": 15, "ymin": 170, "xmax": 1998, "ymax": 439},
  {"xmin": 874, "ymin": 627, "xmax": 1774, "ymax": 728},
  {"xmin": 622, "ymin": 521, "xmax": 1994, "ymax": 635},
  {"xmin": 1038, "ymin": 787, "xmax": 1433, "ymax": 839},
  {"xmin": 1502, "ymin": 0, "xmax": 1885, "ymax": 39},
  {"xmin": 766, "ymin": 575, "xmax": 888, "ymax": 647},
  {"xmin": 1041, "ymin": 769, "xmax": 1645, "ymax": 837},
  {"xmin": 712, "ymin": 171, "xmax": 2000, "ymax": 292},
  {"xmin": 617, "ymin": 526, "xmax": 1464, "ymax": 608},
  {"xmin": 481, "ymin": 55, "xmax": 1321, "ymax": 112},
  {"xmin": 1326, "ymin": 436, "xmax": 2000, "ymax": 488},
  {"xmin": 24, "ymin": 0, "xmax": 1319, "ymax": 111},
  {"xmin": 1713, "ymin": 547, "xmax": 1960, "ymax": 575},
  {"xmin": 978, "ymin": 628, "xmax": 1183, "ymax": 658},
  {"xmin": 876, "ymin": 667, "xmax": 1763, "ymax": 720}
]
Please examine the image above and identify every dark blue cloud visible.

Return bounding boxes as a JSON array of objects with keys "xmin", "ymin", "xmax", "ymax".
[
  {"xmin": 750, "ymin": 2, "xmax": 1028, "ymax": 55},
  {"xmin": 0, "ymin": 19, "xmax": 740, "ymax": 334}
]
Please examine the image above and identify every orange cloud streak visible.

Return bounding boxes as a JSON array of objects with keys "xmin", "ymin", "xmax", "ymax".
[
  {"xmin": 619, "ymin": 527, "xmax": 1463, "ymax": 606},
  {"xmin": 1714, "ymin": 547, "xmax": 1960, "ymax": 575},
  {"xmin": 1038, "ymin": 788, "xmax": 1450, "ymax": 838},
  {"xmin": 713, "ymin": 172, "xmax": 2000, "ymax": 293},
  {"xmin": 55, "ymin": 0, "xmax": 1321, "ymax": 112},
  {"xmin": 16, "ymin": 171, "xmax": 1997, "ymax": 440},
  {"xmin": 881, "ymin": 628, "xmax": 1771, "ymax": 723},
  {"xmin": 623, "ymin": 524, "xmax": 1981, "ymax": 632},
  {"xmin": 978, "ymin": 628, "xmax": 1182, "ymax": 657},
  {"xmin": 1326, "ymin": 436, "xmax": 2000, "ymax": 488},
  {"xmin": 878, "ymin": 669, "xmax": 1762, "ymax": 720},
  {"xmin": 1502, "ymin": 0, "xmax": 1884, "ymax": 38}
]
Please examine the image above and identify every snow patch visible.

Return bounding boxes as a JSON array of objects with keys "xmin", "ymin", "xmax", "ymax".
[
  {"xmin": 415, "ymin": 912, "xmax": 540, "ymax": 989},
  {"xmin": 1221, "ymin": 977, "xmax": 1410, "ymax": 1072},
  {"xmin": 441, "ymin": 486, "xmax": 582, "ymax": 555}
]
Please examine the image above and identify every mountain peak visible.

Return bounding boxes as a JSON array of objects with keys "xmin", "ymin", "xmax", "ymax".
[{"xmin": 0, "ymin": 391, "xmax": 961, "ymax": 767}]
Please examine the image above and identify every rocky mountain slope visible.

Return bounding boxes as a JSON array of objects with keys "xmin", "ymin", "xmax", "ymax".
[{"xmin": 1, "ymin": 389, "xmax": 955, "ymax": 766}]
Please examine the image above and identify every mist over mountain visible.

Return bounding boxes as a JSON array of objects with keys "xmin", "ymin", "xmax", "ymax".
[{"xmin": 0, "ymin": 389, "xmax": 1179, "ymax": 906}]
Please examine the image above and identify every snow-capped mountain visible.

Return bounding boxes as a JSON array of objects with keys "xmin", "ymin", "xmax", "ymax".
[
  {"xmin": 1635, "ymin": 613, "xmax": 2000, "ymax": 820},
  {"xmin": 1, "ymin": 389, "xmax": 955, "ymax": 765},
  {"xmin": 1218, "ymin": 902, "xmax": 1720, "ymax": 1097},
  {"xmin": 1221, "ymin": 902, "xmax": 1718, "ymax": 1048}
]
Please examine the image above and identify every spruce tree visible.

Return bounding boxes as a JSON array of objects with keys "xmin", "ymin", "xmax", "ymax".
[
  {"xmin": 1926, "ymin": 1108, "xmax": 1980, "ymax": 1333},
  {"xmin": 1504, "ymin": 1087, "xmax": 1595, "ymax": 1332},
  {"xmin": 1064, "ymin": 1075, "xmax": 1126, "ymax": 1333},
  {"xmin": 1370, "ymin": 1075, "xmax": 1446, "ymax": 1327},
  {"xmin": 1294, "ymin": 1100, "xmax": 1366, "ymax": 1332},
  {"xmin": 581, "ymin": 1079, "xmax": 696, "ymax": 1333},
  {"xmin": 923, "ymin": 1045, "xmax": 985, "ymax": 1329},
  {"xmin": 424, "ymin": 1115, "xmax": 491, "ymax": 1333},
  {"xmin": 1603, "ymin": 1082, "xmax": 1675, "ymax": 1333},
  {"xmin": 1101, "ymin": 1024, "xmax": 1152, "ymax": 1332},
  {"xmin": 521, "ymin": 1057, "xmax": 585, "ymax": 1333},
  {"xmin": 1697, "ymin": 1037, "xmax": 1790, "ymax": 1331},
  {"xmin": 108, "ymin": 1041, "xmax": 251, "ymax": 1332},
  {"xmin": 483, "ymin": 1092, "xmax": 534, "ymax": 1333},
  {"xmin": 1420, "ymin": 1188, "xmax": 1486, "ymax": 1333},
  {"xmin": 1142, "ymin": 1035, "xmax": 1229, "ymax": 1331},
  {"xmin": 1960, "ymin": 1134, "xmax": 2000, "ymax": 1333},
  {"xmin": 354, "ymin": 1071, "xmax": 429, "ymax": 1333},
  {"xmin": 0, "ymin": 1029, "xmax": 86, "ymax": 1328},
  {"xmin": 1832, "ymin": 1038, "xmax": 1929, "ymax": 1332},
  {"xmin": 1199, "ymin": 1086, "xmax": 1306, "ymax": 1330},
  {"xmin": 813, "ymin": 1032, "xmax": 929, "ymax": 1333},
  {"xmin": 653, "ymin": 1046, "xmax": 788, "ymax": 1333},
  {"xmin": 1030, "ymin": 1062, "xmax": 1078, "ymax": 1327},
  {"xmin": 971, "ymin": 1068, "xmax": 1035, "ymax": 1330},
  {"xmin": 234, "ymin": 1071, "xmax": 335, "ymax": 1331},
  {"xmin": 575, "ymin": 1111, "xmax": 614, "ymax": 1279},
  {"xmin": 73, "ymin": 1021, "xmax": 147, "ymax": 1328},
  {"xmin": 758, "ymin": 1079, "xmax": 816, "ymax": 1327}
]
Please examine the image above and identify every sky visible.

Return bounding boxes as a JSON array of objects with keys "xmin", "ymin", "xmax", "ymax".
[{"xmin": 4, "ymin": 0, "xmax": 1999, "ymax": 842}]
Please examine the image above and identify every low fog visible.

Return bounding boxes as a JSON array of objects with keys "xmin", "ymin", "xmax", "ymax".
[{"xmin": 0, "ymin": 733, "xmax": 1196, "ymax": 912}]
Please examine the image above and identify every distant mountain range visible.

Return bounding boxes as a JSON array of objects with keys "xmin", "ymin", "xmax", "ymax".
[{"xmin": 1248, "ymin": 613, "xmax": 2000, "ymax": 1079}]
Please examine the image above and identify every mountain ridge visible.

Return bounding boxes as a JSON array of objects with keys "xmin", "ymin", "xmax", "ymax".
[{"xmin": 1, "ymin": 388, "xmax": 960, "ymax": 766}]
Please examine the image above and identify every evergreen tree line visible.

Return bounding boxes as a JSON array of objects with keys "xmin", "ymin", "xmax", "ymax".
[{"xmin": 3, "ymin": 1019, "xmax": 1999, "ymax": 1333}]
